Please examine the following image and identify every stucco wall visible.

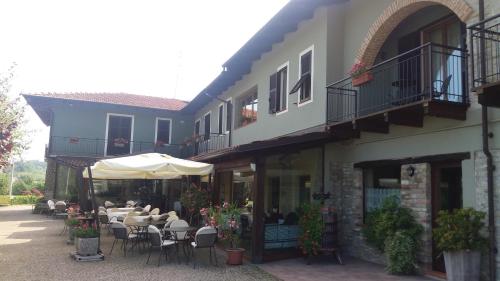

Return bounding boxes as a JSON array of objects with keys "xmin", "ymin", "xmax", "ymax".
[
  {"xmin": 193, "ymin": 6, "xmax": 332, "ymax": 146},
  {"xmin": 49, "ymin": 100, "xmax": 193, "ymax": 157}
]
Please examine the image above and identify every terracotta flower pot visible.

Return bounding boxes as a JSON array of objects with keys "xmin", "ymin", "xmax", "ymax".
[
  {"xmin": 352, "ymin": 72, "xmax": 373, "ymax": 86},
  {"xmin": 226, "ymin": 248, "xmax": 245, "ymax": 265}
]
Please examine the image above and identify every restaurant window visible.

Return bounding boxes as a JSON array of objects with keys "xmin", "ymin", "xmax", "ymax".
[
  {"xmin": 363, "ymin": 165, "xmax": 401, "ymax": 218},
  {"xmin": 155, "ymin": 118, "xmax": 171, "ymax": 145},
  {"xmin": 236, "ymin": 87, "xmax": 258, "ymax": 128}
]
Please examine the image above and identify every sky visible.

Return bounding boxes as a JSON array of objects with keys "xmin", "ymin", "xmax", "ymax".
[{"xmin": 0, "ymin": 0, "xmax": 289, "ymax": 161}]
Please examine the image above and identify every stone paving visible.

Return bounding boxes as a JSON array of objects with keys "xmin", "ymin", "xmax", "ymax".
[
  {"xmin": 0, "ymin": 205, "xmax": 277, "ymax": 281},
  {"xmin": 0, "ymin": 205, "xmax": 435, "ymax": 281}
]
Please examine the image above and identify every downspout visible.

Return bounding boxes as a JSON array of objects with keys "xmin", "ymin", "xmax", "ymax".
[{"xmin": 478, "ymin": 1, "xmax": 496, "ymax": 280}]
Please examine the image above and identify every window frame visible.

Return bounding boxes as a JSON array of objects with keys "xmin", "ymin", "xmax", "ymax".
[
  {"xmin": 297, "ymin": 45, "xmax": 314, "ymax": 107},
  {"xmin": 104, "ymin": 113, "xmax": 135, "ymax": 156},
  {"xmin": 217, "ymin": 103, "xmax": 224, "ymax": 135},
  {"xmin": 203, "ymin": 111, "xmax": 211, "ymax": 140},
  {"xmin": 276, "ymin": 61, "xmax": 289, "ymax": 115},
  {"xmin": 236, "ymin": 87, "xmax": 258, "ymax": 129},
  {"xmin": 225, "ymin": 97, "xmax": 232, "ymax": 134},
  {"xmin": 154, "ymin": 117, "xmax": 172, "ymax": 145}
]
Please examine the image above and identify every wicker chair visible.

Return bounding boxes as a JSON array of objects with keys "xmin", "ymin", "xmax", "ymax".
[
  {"xmin": 146, "ymin": 225, "xmax": 177, "ymax": 266},
  {"xmin": 191, "ymin": 226, "xmax": 218, "ymax": 268}
]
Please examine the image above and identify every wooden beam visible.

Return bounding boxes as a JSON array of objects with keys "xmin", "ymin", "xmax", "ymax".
[
  {"xmin": 427, "ymin": 100, "xmax": 468, "ymax": 120},
  {"xmin": 354, "ymin": 152, "xmax": 471, "ymax": 168},
  {"xmin": 356, "ymin": 114, "xmax": 389, "ymax": 134},
  {"xmin": 251, "ymin": 156, "xmax": 265, "ymax": 264},
  {"xmin": 329, "ymin": 122, "xmax": 360, "ymax": 140},
  {"xmin": 388, "ymin": 105, "xmax": 424, "ymax": 127}
]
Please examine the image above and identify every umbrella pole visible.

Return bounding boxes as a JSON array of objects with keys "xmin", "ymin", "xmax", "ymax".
[{"xmin": 86, "ymin": 165, "xmax": 101, "ymax": 254}]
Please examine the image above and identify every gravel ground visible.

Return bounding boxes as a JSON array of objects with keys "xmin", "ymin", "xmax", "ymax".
[{"xmin": 0, "ymin": 205, "xmax": 279, "ymax": 281}]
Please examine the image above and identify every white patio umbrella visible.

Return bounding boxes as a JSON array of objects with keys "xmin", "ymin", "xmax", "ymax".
[{"xmin": 83, "ymin": 153, "xmax": 213, "ymax": 179}]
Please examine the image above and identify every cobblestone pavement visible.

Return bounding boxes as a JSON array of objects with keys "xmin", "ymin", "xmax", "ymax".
[{"xmin": 0, "ymin": 205, "xmax": 278, "ymax": 281}]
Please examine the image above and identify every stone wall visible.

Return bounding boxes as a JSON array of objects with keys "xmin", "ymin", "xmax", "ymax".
[
  {"xmin": 400, "ymin": 163, "xmax": 432, "ymax": 266},
  {"xmin": 44, "ymin": 158, "xmax": 57, "ymax": 199}
]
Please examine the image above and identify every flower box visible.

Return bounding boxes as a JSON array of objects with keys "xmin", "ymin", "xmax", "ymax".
[{"xmin": 352, "ymin": 72, "xmax": 373, "ymax": 86}]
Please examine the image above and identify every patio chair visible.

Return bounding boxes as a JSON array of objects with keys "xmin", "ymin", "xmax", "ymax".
[
  {"xmin": 54, "ymin": 201, "xmax": 67, "ymax": 219},
  {"xmin": 146, "ymin": 225, "xmax": 177, "ymax": 266},
  {"xmin": 150, "ymin": 208, "xmax": 160, "ymax": 216},
  {"xmin": 104, "ymin": 201, "xmax": 115, "ymax": 208},
  {"xmin": 46, "ymin": 200, "xmax": 56, "ymax": 217},
  {"xmin": 110, "ymin": 222, "xmax": 137, "ymax": 256},
  {"xmin": 432, "ymin": 74, "xmax": 452, "ymax": 99},
  {"xmin": 143, "ymin": 205, "xmax": 152, "ymax": 213},
  {"xmin": 191, "ymin": 226, "xmax": 218, "ymax": 268},
  {"xmin": 98, "ymin": 206, "xmax": 106, "ymax": 212},
  {"xmin": 164, "ymin": 215, "xmax": 179, "ymax": 231},
  {"xmin": 98, "ymin": 211, "xmax": 112, "ymax": 234}
]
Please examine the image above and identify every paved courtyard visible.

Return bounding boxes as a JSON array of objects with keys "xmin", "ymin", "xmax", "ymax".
[{"xmin": 0, "ymin": 205, "xmax": 433, "ymax": 281}]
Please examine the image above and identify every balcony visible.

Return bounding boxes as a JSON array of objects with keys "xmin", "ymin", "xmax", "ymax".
[
  {"xmin": 47, "ymin": 136, "xmax": 185, "ymax": 158},
  {"xmin": 326, "ymin": 43, "xmax": 468, "ymax": 137},
  {"xmin": 470, "ymin": 14, "xmax": 500, "ymax": 107},
  {"xmin": 181, "ymin": 133, "xmax": 230, "ymax": 158}
]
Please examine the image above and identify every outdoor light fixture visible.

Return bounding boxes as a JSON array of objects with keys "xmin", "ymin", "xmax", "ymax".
[{"xmin": 406, "ymin": 165, "xmax": 416, "ymax": 177}]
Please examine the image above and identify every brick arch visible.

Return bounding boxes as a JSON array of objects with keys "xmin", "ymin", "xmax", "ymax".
[{"xmin": 356, "ymin": 0, "xmax": 473, "ymax": 66}]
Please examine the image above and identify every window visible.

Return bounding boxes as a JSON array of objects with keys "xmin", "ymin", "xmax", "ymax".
[
  {"xmin": 269, "ymin": 63, "xmax": 288, "ymax": 114},
  {"xmin": 218, "ymin": 104, "xmax": 224, "ymax": 134},
  {"xmin": 194, "ymin": 119, "xmax": 200, "ymax": 136},
  {"xmin": 204, "ymin": 113, "xmax": 211, "ymax": 140},
  {"xmin": 225, "ymin": 98, "xmax": 232, "ymax": 133},
  {"xmin": 236, "ymin": 87, "xmax": 258, "ymax": 128},
  {"xmin": 363, "ymin": 165, "xmax": 401, "ymax": 219},
  {"xmin": 290, "ymin": 46, "xmax": 313, "ymax": 105},
  {"xmin": 155, "ymin": 118, "xmax": 171, "ymax": 145},
  {"xmin": 105, "ymin": 113, "xmax": 134, "ymax": 156}
]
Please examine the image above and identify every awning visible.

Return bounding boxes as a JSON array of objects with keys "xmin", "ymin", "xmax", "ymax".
[{"xmin": 83, "ymin": 153, "xmax": 213, "ymax": 180}]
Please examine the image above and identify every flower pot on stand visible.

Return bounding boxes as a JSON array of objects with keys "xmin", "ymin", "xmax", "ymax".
[
  {"xmin": 226, "ymin": 248, "xmax": 245, "ymax": 265},
  {"xmin": 443, "ymin": 250, "xmax": 481, "ymax": 281},
  {"xmin": 352, "ymin": 72, "xmax": 373, "ymax": 87},
  {"xmin": 75, "ymin": 237, "xmax": 99, "ymax": 256}
]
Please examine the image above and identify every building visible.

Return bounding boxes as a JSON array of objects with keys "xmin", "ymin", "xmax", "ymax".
[{"xmin": 25, "ymin": 0, "xmax": 500, "ymax": 278}]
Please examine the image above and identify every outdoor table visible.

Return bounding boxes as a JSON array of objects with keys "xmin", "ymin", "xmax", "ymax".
[{"xmin": 163, "ymin": 226, "xmax": 198, "ymax": 263}]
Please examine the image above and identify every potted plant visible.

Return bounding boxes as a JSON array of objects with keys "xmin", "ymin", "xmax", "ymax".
[
  {"xmin": 349, "ymin": 62, "xmax": 373, "ymax": 86},
  {"xmin": 201, "ymin": 202, "xmax": 244, "ymax": 265},
  {"xmin": 74, "ymin": 223, "xmax": 100, "ymax": 256},
  {"xmin": 66, "ymin": 218, "xmax": 80, "ymax": 244},
  {"xmin": 298, "ymin": 203, "xmax": 323, "ymax": 264},
  {"xmin": 180, "ymin": 182, "xmax": 209, "ymax": 225},
  {"xmin": 433, "ymin": 208, "xmax": 487, "ymax": 281}
]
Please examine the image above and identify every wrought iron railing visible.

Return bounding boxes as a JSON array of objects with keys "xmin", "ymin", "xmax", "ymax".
[
  {"xmin": 469, "ymin": 14, "xmax": 500, "ymax": 88},
  {"xmin": 327, "ymin": 43, "xmax": 468, "ymax": 123},
  {"xmin": 48, "ymin": 136, "xmax": 185, "ymax": 158}
]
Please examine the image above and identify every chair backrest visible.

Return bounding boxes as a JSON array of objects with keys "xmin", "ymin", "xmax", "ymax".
[
  {"xmin": 143, "ymin": 205, "xmax": 151, "ymax": 213},
  {"xmin": 111, "ymin": 222, "xmax": 128, "ymax": 239},
  {"xmin": 98, "ymin": 211, "xmax": 109, "ymax": 223},
  {"xmin": 98, "ymin": 206, "xmax": 106, "ymax": 212},
  {"xmin": 195, "ymin": 226, "xmax": 217, "ymax": 248},
  {"xmin": 47, "ymin": 200, "xmax": 55, "ymax": 210},
  {"xmin": 170, "ymin": 219, "xmax": 189, "ymax": 240},
  {"xmin": 104, "ymin": 201, "xmax": 115, "ymax": 208},
  {"xmin": 150, "ymin": 208, "xmax": 160, "ymax": 215},
  {"xmin": 55, "ymin": 203, "xmax": 66, "ymax": 212},
  {"xmin": 148, "ymin": 225, "xmax": 162, "ymax": 247}
]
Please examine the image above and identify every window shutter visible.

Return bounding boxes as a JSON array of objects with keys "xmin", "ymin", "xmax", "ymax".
[{"xmin": 269, "ymin": 72, "xmax": 277, "ymax": 113}]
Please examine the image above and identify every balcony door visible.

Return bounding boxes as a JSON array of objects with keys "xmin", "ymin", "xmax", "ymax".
[
  {"xmin": 422, "ymin": 16, "xmax": 464, "ymax": 101},
  {"xmin": 106, "ymin": 114, "xmax": 133, "ymax": 156}
]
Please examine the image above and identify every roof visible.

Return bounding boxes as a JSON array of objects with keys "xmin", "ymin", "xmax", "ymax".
[
  {"xmin": 23, "ymin": 92, "xmax": 187, "ymax": 111},
  {"xmin": 181, "ymin": 0, "xmax": 346, "ymax": 113},
  {"xmin": 23, "ymin": 92, "xmax": 188, "ymax": 126}
]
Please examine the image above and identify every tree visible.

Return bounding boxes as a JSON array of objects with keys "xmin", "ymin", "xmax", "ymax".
[{"xmin": 0, "ymin": 63, "xmax": 27, "ymax": 169}]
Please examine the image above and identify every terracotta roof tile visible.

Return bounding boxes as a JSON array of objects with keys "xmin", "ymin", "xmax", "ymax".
[{"xmin": 24, "ymin": 92, "xmax": 188, "ymax": 111}]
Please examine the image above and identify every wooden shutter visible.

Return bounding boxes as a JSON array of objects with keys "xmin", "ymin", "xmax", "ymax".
[{"xmin": 269, "ymin": 72, "xmax": 277, "ymax": 114}]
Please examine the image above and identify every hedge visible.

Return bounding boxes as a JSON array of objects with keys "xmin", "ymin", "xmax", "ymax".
[{"xmin": 0, "ymin": 195, "xmax": 42, "ymax": 205}]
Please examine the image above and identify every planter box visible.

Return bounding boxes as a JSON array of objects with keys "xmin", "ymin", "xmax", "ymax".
[
  {"xmin": 75, "ymin": 237, "xmax": 99, "ymax": 256},
  {"xmin": 352, "ymin": 72, "xmax": 373, "ymax": 87},
  {"xmin": 444, "ymin": 250, "xmax": 480, "ymax": 281}
]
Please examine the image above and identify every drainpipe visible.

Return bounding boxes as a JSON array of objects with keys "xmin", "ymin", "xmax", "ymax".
[{"xmin": 478, "ymin": 1, "xmax": 496, "ymax": 280}]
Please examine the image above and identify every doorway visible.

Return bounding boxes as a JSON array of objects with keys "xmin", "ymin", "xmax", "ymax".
[{"xmin": 431, "ymin": 162, "xmax": 463, "ymax": 273}]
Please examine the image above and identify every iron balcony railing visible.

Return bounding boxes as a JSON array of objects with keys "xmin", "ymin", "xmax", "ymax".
[
  {"xmin": 469, "ymin": 14, "xmax": 500, "ymax": 88},
  {"xmin": 181, "ymin": 133, "xmax": 229, "ymax": 157},
  {"xmin": 327, "ymin": 42, "xmax": 468, "ymax": 123},
  {"xmin": 48, "ymin": 136, "xmax": 185, "ymax": 158}
]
